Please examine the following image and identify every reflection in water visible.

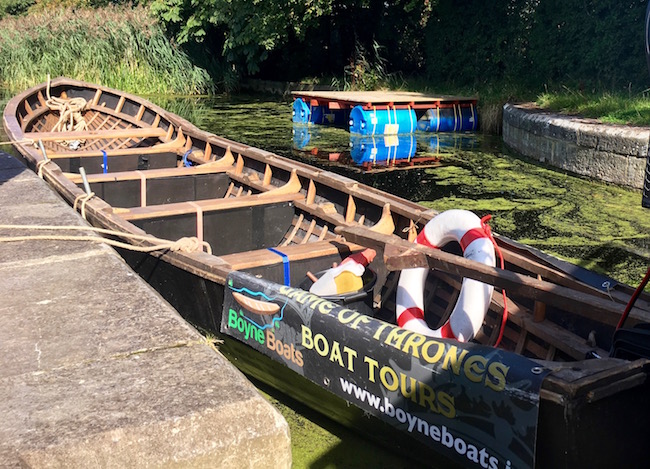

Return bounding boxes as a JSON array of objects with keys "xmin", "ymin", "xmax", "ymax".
[
  {"xmin": 349, "ymin": 134, "xmax": 418, "ymax": 165},
  {"xmin": 155, "ymin": 93, "xmax": 648, "ymax": 287},
  {"xmin": 292, "ymin": 123, "xmax": 479, "ymax": 173}
]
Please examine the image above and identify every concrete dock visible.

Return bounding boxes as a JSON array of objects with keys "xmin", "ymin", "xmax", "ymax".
[{"xmin": 0, "ymin": 151, "xmax": 291, "ymax": 468}]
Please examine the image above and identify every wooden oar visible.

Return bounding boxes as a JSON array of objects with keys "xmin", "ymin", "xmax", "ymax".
[{"xmin": 336, "ymin": 225, "xmax": 650, "ymax": 327}]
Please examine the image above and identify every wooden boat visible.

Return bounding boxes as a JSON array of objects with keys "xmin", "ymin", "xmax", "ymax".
[{"xmin": 4, "ymin": 77, "xmax": 650, "ymax": 468}]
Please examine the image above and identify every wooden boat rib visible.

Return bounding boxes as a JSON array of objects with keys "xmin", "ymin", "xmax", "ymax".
[{"xmin": 4, "ymin": 77, "xmax": 650, "ymax": 468}]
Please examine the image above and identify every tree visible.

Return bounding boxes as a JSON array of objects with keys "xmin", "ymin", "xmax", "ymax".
[{"xmin": 151, "ymin": 0, "xmax": 335, "ymax": 75}]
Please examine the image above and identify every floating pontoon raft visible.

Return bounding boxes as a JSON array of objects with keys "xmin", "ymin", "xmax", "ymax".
[{"xmin": 291, "ymin": 90, "xmax": 478, "ymax": 134}]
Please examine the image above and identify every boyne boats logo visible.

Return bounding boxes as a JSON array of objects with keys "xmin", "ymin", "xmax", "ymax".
[{"xmin": 225, "ymin": 280, "xmax": 303, "ymax": 367}]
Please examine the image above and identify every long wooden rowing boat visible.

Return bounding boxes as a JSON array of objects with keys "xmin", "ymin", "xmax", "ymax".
[{"xmin": 4, "ymin": 77, "xmax": 650, "ymax": 468}]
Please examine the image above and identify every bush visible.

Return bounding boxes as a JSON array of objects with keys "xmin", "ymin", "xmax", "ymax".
[{"xmin": 424, "ymin": 0, "xmax": 648, "ymax": 92}]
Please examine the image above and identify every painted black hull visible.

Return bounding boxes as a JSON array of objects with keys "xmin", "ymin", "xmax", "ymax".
[{"xmin": 118, "ymin": 248, "xmax": 650, "ymax": 469}]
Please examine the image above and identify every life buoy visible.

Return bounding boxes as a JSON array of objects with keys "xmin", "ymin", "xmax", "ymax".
[{"xmin": 396, "ymin": 210, "xmax": 496, "ymax": 341}]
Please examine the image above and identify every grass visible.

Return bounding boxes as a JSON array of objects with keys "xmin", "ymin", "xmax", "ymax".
[
  {"xmin": 536, "ymin": 87, "xmax": 650, "ymax": 126},
  {"xmin": 0, "ymin": 5, "xmax": 215, "ymax": 94}
]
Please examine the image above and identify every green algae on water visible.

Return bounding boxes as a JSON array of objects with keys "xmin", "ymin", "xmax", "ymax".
[
  {"xmin": 418, "ymin": 148, "xmax": 650, "ymax": 287},
  {"xmin": 157, "ymin": 93, "xmax": 650, "ymax": 288}
]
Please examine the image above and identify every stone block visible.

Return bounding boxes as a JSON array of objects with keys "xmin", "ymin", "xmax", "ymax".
[
  {"xmin": 0, "ymin": 346, "xmax": 291, "ymax": 468},
  {"xmin": 502, "ymin": 104, "xmax": 649, "ymax": 189},
  {"xmin": 595, "ymin": 126, "xmax": 649, "ymax": 157},
  {"xmin": 546, "ymin": 118, "xmax": 580, "ymax": 143},
  {"xmin": 0, "ymin": 151, "xmax": 291, "ymax": 468}
]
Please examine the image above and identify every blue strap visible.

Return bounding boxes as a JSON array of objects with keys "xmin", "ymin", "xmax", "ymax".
[
  {"xmin": 182, "ymin": 149, "xmax": 192, "ymax": 167},
  {"xmin": 267, "ymin": 247, "xmax": 290, "ymax": 286},
  {"xmin": 101, "ymin": 150, "xmax": 108, "ymax": 174}
]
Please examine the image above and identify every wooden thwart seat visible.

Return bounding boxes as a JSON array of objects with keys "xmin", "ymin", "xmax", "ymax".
[
  {"xmin": 65, "ymin": 163, "xmax": 232, "ymax": 185},
  {"xmin": 221, "ymin": 239, "xmax": 362, "ymax": 271},
  {"xmin": 117, "ymin": 192, "xmax": 304, "ymax": 221},
  {"xmin": 43, "ymin": 139, "xmax": 185, "ymax": 159},
  {"xmin": 24, "ymin": 127, "xmax": 167, "ymax": 143}
]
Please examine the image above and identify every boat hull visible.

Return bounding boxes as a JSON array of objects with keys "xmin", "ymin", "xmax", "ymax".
[
  {"xmin": 118, "ymin": 247, "xmax": 650, "ymax": 468},
  {"xmin": 4, "ymin": 77, "xmax": 650, "ymax": 468}
]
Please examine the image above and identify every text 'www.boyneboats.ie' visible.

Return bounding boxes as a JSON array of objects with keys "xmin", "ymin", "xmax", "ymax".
[{"xmin": 339, "ymin": 378, "xmax": 508, "ymax": 469}]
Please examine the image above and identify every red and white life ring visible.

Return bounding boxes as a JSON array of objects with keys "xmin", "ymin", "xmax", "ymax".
[{"xmin": 396, "ymin": 210, "xmax": 496, "ymax": 342}]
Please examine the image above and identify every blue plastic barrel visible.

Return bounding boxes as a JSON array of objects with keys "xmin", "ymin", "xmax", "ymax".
[
  {"xmin": 349, "ymin": 106, "xmax": 417, "ymax": 135},
  {"xmin": 311, "ymin": 106, "xmax": 349, "ymax": 126},
  {"xmin": 417, "ymin": 104, "xmax": 478, "ymax": 132},
  {"xmin": 292, "ymin": 97, "xmax": 349, "ymax": 126},
  {"xmin": 292, "ymin": 98, "xmax": 312, "ymax": 124},
  {"xmin": 349, "ymin": 134, "xmax": 417, "ymax": 165}
]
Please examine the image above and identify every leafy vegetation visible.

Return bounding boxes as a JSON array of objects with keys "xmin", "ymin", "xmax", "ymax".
[
  {"xmin": 0, "ymin": 4, "xmax": 214, "ymax": 94},
  {"xmin": 150, "ymin": 0, "xmax": 335, "ymax": 76},
  {"xmin": 146, "ymin": 0, "xmax": 650, "ymax": 92},
  {"xmin": 2, "ymin": 1, "xmax": 650, "ymax": 117},
  {"xmin": 0, "ymin": 0, "xmax": 34, "ymax": 19}
]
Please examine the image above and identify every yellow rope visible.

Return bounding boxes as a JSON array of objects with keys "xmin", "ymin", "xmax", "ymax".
[{"xmin": 0, "ymin": 224, "xmax": 212, "ymax": 255}]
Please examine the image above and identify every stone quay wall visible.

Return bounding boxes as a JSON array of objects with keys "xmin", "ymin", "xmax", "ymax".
[{"xmin": 502, "ymin": 103, "xmax": 649, "ymax": 190}]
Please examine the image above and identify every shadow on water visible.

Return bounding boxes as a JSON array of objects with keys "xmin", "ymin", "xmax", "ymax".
[{"xmin": 251, "ymin": 376, "xmax": 429, "ymax": 469}]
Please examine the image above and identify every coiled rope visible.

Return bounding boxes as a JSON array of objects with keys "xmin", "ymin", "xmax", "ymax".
[
  {"xmin": 0, "ymin": 224, "xmax": 212, "ymax": 255},
  {"xmin": 45, "ymin": 76, "xmax": 89, "ymax": 147}
]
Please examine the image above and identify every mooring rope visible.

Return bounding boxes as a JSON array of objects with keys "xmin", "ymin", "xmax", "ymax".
[
  {"xmin": 72, "ymin": 192, "xmax": 96, "ymax": 220},
  {"xmin": 0, "ymin": 224, "xmax": 212, "ymax": 255},
  {"xmin": 35, "ymin": 159, "xmax": 51, "ymax": 179}
]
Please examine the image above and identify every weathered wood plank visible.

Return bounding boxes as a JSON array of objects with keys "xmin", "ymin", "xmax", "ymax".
[
  {"xmin": 221, "ymin": 240, "xmax": 361, "ymax": 271},
  {"xmin": 64, "ymin": 164, "xmax": 232, "ymax": 184},
  {"xmin": 24, "ymin": 127, "xmax": 167, "ymax": 142},
  {"xmin": 118, "ymin": 192, "xmax": 303, "ymax": 221},
  {"xmin": 291, "ymin": 90, "xmax": 477, "ymax": 106},
  {"xmin": 43, "ymin": 138, "xmax": 185, "ymax": 159}
]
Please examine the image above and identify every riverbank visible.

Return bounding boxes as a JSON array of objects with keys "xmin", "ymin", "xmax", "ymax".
[{"xmin": 503, "ymin": 102, "xmax": 648, "ymax": 190}]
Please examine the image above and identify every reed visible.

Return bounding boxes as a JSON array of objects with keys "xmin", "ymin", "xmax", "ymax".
[{"xmin": 0, "ymin": 5, "xmax": 215, "ymax": 94}]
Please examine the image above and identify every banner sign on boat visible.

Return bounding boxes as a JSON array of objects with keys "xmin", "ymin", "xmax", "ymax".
[{"xmin": 221, "ymin": 271, "xmax": 550, "ymax": 468}]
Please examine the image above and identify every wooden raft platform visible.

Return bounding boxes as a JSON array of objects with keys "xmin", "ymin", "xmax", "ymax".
[{"xmin": 291, "ymin": 90, "xmax": 478, "ymax": 110}]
